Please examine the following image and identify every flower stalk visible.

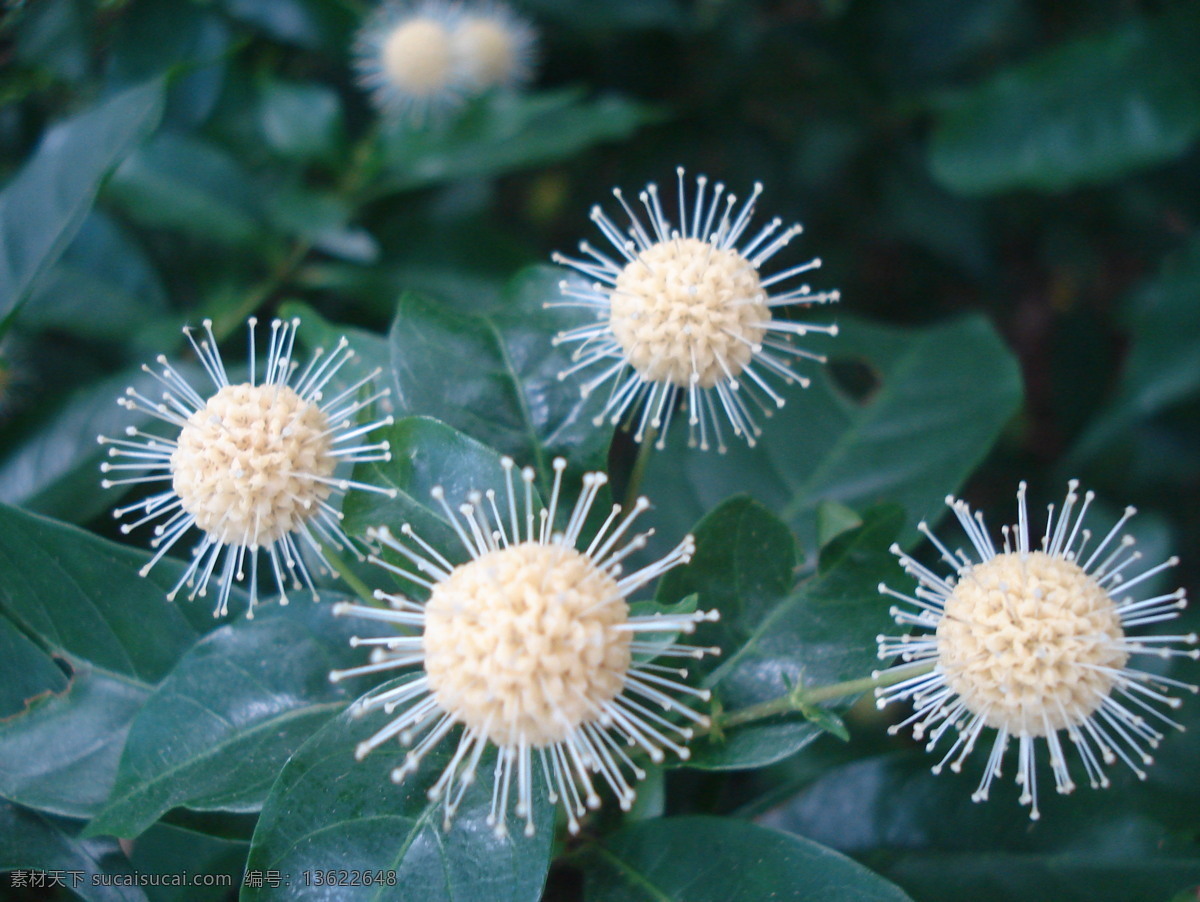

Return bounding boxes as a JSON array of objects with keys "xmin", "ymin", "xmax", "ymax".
[{"xmin": 707, "ymin": 660, "xmax": 936, "ymax": 735}]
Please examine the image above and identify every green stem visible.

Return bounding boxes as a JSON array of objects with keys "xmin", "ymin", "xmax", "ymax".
[
  {"xmin": 711, "ymin": 661, "xmax": 935, "ymax": 733},
  {"xmin": 622, "ymin": 429, "xmax": 657, "ymax": 510},
  {"xmin": 320, "ymin": 542, "xmax": 378, "ymax": 608}
]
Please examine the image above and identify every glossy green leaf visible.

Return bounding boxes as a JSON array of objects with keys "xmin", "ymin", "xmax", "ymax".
[
  {"xmin": 0, "ymin": 79, "xmax": 164, "ymax": 329},
  {"xmin": 244, "ymin": 693, "xmax": 554, "ymax": 902},
  {"xmin": 658, "ymin": 498, "xmax": 905, "ymax": 769},
  {"xmin": 0, "ymin": 503, "xmax": 233, "ymax": 819},
  {"xmin": 0, "ymin": 502, "xmax": 216, "ymax": 682},
  {"xmin": 386, "ymin": 266, "xmax": 613, "ymax": 482},
  {"xmin": 259, "ymin": 78, "xmax": 344, "ymax": 163},
  {"xmin": 643, "ymin": 314, "xmax": 1021, "ymax": 555},
  {"xmin": 769, "ymin": 752, "xmax": 1200, "ymax": 902},
  {"xmin": 11, "ymin": 0, "xmax": 91, "ymax": 84},
  {"xmin": 22, "ymin": 212, "xmax": 168, "ymax": 341},
  {"xmin": 88, "ymin": 595, "xmax": 385, "ymax": 840},
  {"xmin": 0, "ymin": 665, "xmax": 150, "ymax": 819},
  {"xmin": 266, "ymin": 189, "xmax": 379, "ymax": 262},
  {"xmin": 280, "ymin": 300, "xmax": 390, "ymax": 380},
  {"xmin": 106, "ymin": 0, "xmax": 231, "ymax": 128},
  {"xmin": 582, "ymin": 815, "xmax": 913, "ymax": 901},
  {"xmin": 342, "ymin": 416, "xmax": 511, "ymax": 564},
  {"xmin": 218, "ymin": 0, "xmax": 354, "ymax": 51},
  {"xmin": 0, "ymin": 364, "xmax": 185, "ymax": 523},
  {"xmin": 816, "ymin": 499, "xmax": 864, "ymax": 549},
  {"xmin": 520, "ymin": 0, "xmax": 687, "ymax": 31},
  {"xmin": 127, "ymin": 823, "xmax": 247, "ymax": 902},
  {"xmin": 1070, "ymin": 234, "xmax": 1200, "ymax": 466},
  {"xmin": 0, "ymin": 610, "xmax": 66, "ymax": 718},
  {"xmin": 376, "ymin": 89, "xmax": 658, "ymax": 193},
  {"xmin": 884, "ymin": 853, "xmax": 1200, "ymax": 902},
  {"xmin": 107, "ymin": 132, "xmax": 266, "ymax": 247},
  {"xmin": 628, "ymin": 594, "xmax": 698, "ymax": 663},
  {"xmin": 0, "ymin": 801, "xmax": 145, "ymax": 902},
  {"xmin": 929, "ymin": 7, "xmax": 1200, "ymax": 194}
]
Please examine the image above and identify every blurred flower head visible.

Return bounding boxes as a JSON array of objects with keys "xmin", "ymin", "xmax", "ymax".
[
  {"xmin": 99, "ymin": 317, "xmax": 397, "ymax": 617},
  {"xmin": 330, "ymin": 457, "xmax": 719, "ymax": 837},
  {"xmin": 876, "ymin": 481, "xmax": 1199, "ymax": 819},
  {"xmin": 355, "ymin": 0, "xmax": 536, "ymax": 121},
  {"xmin": 452, "ymin": 3, "xmax": 536, "ymax": 92},
  {"xmin": 551, "ymin": 167, "xmax": 839, "ymax": 452}
]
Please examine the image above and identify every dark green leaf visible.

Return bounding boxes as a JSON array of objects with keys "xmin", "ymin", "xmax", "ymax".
[
  {"xmin": 127, "ymin": 823, "xmax": 247, "ymax": 902},
  {"xmin": 0, "ymin": 610, "xmax": 66, "ymax": 718},
  {"xmin": 582, "ymin": 815, "xmax": 913, "ymax": 901},
  {"xmin": 929, "ymin": 7, "xmax": 1200, "ymax": 194},
  {"xmin": 0, "ymin": 364, "xmax": 186, "ymax": 523},
  {"xmin": 22, "ymin": 212, "xmax": 168, "ymax": 341},
  {"xmin": 520, "ymin": 0, "xmax": 687, "ymax": 32},
  {"xmin": 107, "ymin": 132, "xmax": 266, "ymax": 247},
  {"xmin": 107, "ymin": 0, "xmax": 231, "ymax": 128},
  {"xmin": 883, "ymin": 852, "xmax": 1200, "ymax": 902},
  {"xmin": 244, "ymin": 695, "xmax": 554, "ymax": 901},
  {"xmin": 0, "ymin": 665, "xmax": 150, "ymax": 819},
  {"xmin": 769, "ymin": 752, "xmax": 1200, "ymax": 902},
  {"xmin": 815, "ymin": 499, "xmax": 864, "ymax": 549},
  {"xmin": 258, "ymin": 78, "xmax": 344, "ymax": 163},
  {"xmin": 385, "ymin": 266, "xmax": 613, "ymax": 483},
  {"xmin": 0, "ymin": 79, "xmax": 164, "ymax": 329},
  {"xmin": 11, "ymin": 0, "xmax": 90, "ymax": 84},
  {"xmin": 658, "ymin": 498, "xmax": 904, "ymax": 769},
  {"xmin": 643, "ymin": 314, "xmax": 1021, "ymax": 555},
  {"xmin": 218, "ymin": 0, "xmax": 354, "ymax": 51},
  {"xmin": 0, "ymin": 801, "xmax": 145, "ymax": 902},
  {"xmin": 376, "ymin": 89, "xmax": 659, "ymax": 193},
  {"xmin": 88, "ymin": 595, "xmax": 384, "ymax": 840},
  {"xmin": 280, "ymin": 300, "xmax": 390, "ymax": 379},
  {"xmin": 0, "ymin": 500, "xmax": 231, "ymax": 820},
  {"xmin": 628, "ymin": 594, "xmax": 698, "ymax": 663},
  {"xmin": 266, "ymin": 189, "xmax": 378, "ymax": 262},
  {"xmin": 342, "ymin": 416, "xmax": 511, "ymax": 561},
  {"xmin": 0, "ymin": 502, "xmax": 216, "ymax": 683},
  {"xmin": 1070, "ymin": 234, "xmax": 1200, "ymax": 466}
]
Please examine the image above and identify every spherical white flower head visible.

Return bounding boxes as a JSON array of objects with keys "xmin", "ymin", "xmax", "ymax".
[
  {"xmin": 551, "ymin": 167, "xmax": 839, "ymax": 452},
  {"xmin": 355, "ymin": 1, "xmax": 463, "ymax": 120},
  {"xmin": 424, "ymin": 542, "xmax": 631, "ymax": 747},
  {"xmin": 330, "ymin": 457, "xmax": 720, "ymax": 838},
  {"xmin": 450, "ymin": 4, "xmax": 536, "ymax": 91},
  {"xmin": 99, "ymin": 318, "xmax": 398, "ymax": 618},
  {"xmin": 876, "ymin": 481, "xmax": 1199, "ymax": 820},
  {"xmin": 171, "ymin": 383, "xmax": 336, "ymax": 546},
  {"xmin": 937, "ymin": 551, "xmax": 1127, "ymax": 736}
]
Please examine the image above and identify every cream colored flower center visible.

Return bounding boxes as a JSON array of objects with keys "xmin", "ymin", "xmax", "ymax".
[
  {"xmin": 454, "ymin": 18, "xmax": 517, "ymax": 87},
  {"xmin": 423, "ymin": 542, "xmax": 632, "ymax": 746},
  {"xmin": 383, "ymin": 18, "xmax": 453, "ymax": 95},
  {"xmin": 610, "ymin": 238, "xmax": 768, "ymax": 389},
  {"xmin": 937, "ymin": 551, "xmax": 1128, "ymax": 735},
  {"xmin": 171, "ymin": 383, "xmax": 335, "ymax": 546}
]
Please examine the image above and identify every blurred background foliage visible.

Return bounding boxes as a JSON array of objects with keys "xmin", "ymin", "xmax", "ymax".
[{"xmin": 1, "ymin": 0, "xmax": 1199, "ymax": 899}]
